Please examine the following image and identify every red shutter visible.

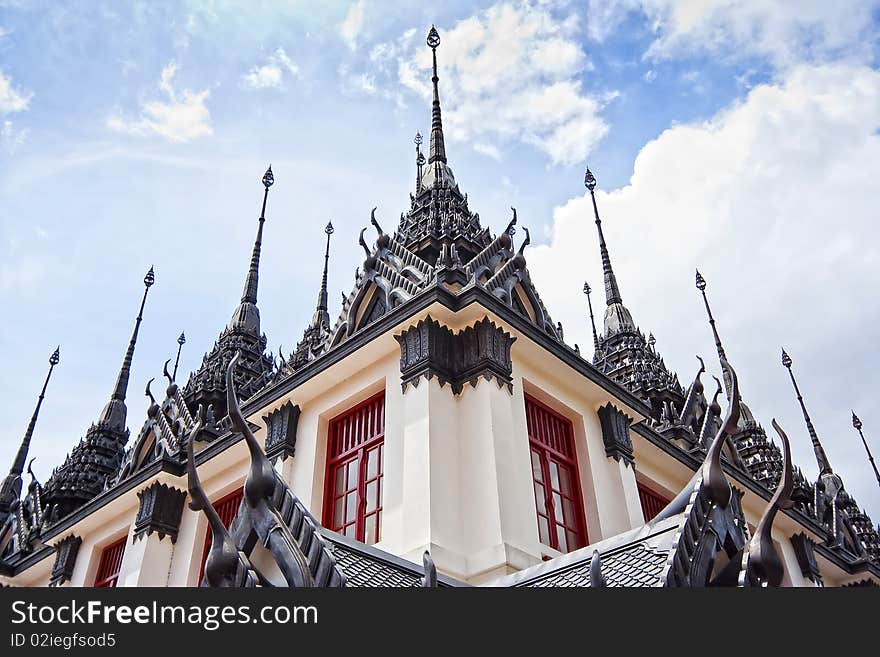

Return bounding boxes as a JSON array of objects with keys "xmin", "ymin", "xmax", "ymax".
[
  {"xmin": 323, "ymin": 392, "xmax": 385, "ymax": 545},
  {"xmin": 94, "ymin": 536, "xmax": 127, "ymax": 588},
  {"xmin": 637, "ymin": 481, "xmax": 670, "ymax": 521},
  {"xmin": 197, "ymin": 487, "xmax": 244, "ymax": 585},
  {"xmin": 525, "ymin": 395, "xmax": 588, "ymax": 553}
]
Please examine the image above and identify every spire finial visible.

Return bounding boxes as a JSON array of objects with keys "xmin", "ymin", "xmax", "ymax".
[
  {"xmin": 415, "ymin": 132, "xmax": 425, "ymax": 194},
  {"xmin": 0, "ymin": 346, "xmax": 60, "ymax": 512},
  {"xmin": 111, "ymin": 266, "xmax": 155, "ymax": 403},
  {"xmin": 852, "ymin": 411, "xmax": 880, "ymax": 489},
  {"xmin": 310, "ymin": 222, "xmax": 334, "ymax": 330},
  {"xmin": 584, "ymin": 167, "xmax": 623, "ymax": 307},
  {"xmin": 240, "ymin": 166, "xmax": 273, "ymax": 306},
  {"xmin": 172, "ymin": 331, "xmax": 186, "ymax": 381},
  {"xmin": 781, "ymin": 348, "xmax": 832, "ymax": 475},
  {"xmin": 695, "ymin": 268, "xmax": 732, "ymax": 397},
  {"xmin": 426, "ymin": 25, "xmax": 447, "ymax": 166},
  {"xmin": 583, "ymin": 281, "xmax": 600, "ymax": 353}
]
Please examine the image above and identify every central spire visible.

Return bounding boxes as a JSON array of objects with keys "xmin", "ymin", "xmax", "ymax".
[
  {"xmin": 585, "ymin": 168, "xmax": 623, "ymax": 307},
  {"xmin": 0, "ymin": 347, "xmax": 59, "ymax": 514},
  {"xmin": 782, "ymin": 349, "xmax": 832, "ymax": 475},
  {"xmin": 427, "ymin": 25, "xmax": 447, "ymax": 166},
  {"xmin": 229, "ymin": 166, "xmax": 273, "ymax": 333}
]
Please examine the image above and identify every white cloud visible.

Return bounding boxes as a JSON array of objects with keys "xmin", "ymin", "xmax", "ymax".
[
  {"xmin": 107, "ymin": 63, "xmax": 212, "ymax": 143},
  {"xmin": 340, "ymin": 0, "xmax": 366, "ymax": 50},
  {"xmin": 365, "ymin": 2, "xmax": 608, "ymax": 165},
  {"xmin": 474, "ymin": 142, "xmax": 502, "ymax": 160},
  {"xmin": 587, "ymin": 0, "xmax": 879, "ymax": 67},
  {"xmin": 0, "ymin": 69, "xmax": 31, "ymax": 114},
  {"xmin": 526, "ymin": 63, "xmax": 880, "ymax": 511},
  {"xmin": 243, "ymin": 47, "xmax": 300, "ymax": 90},
  {"xmin": 1, "ymin": 119, "xmax": 28, "ymax": 152}
]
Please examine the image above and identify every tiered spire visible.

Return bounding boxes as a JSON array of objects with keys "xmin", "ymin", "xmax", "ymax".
[
  {"xmin": 782, "ymin": 349, "xmax": 833, "ymax": 475},
  {"xmin": 394, "ymin": 25, "xmax": 489, "ymax": 264},
  {"xmin": 183, "ymin": 167, "xmax": 276, "ymax": 421},
  {"xmin": 852, "ymin": 412, "xmax": 880, "ymax": 489},
  {"xmin": 0, "ymin": 347, "xmax": 59, "ymax": 515},
  {"xmin": 312, "ymin": 222, "xmax": 334, "ymax": 331},
  {"xmin": 43, "ymin": 268, "xmax": 155, "ymax": 520},
  {"xmin": 290, "ymin": 223, "xmax": 335, "ymax": 370}
]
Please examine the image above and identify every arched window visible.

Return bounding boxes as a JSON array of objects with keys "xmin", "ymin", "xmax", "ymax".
[{"xmin": 525, "ymin": 395, "xmax": 588, "ymax": 553}]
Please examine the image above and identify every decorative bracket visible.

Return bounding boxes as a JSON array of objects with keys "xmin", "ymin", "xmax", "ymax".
[
  {"xmin": 597, "ymin": 403, "xmax": 634, "ymax": 466},
  {"xmin": 395, "ymin": 316, "xmax": 516, "ymax": 395},
  {"xmin": 790, "ymin": 532, "xmax": 823, "ymax": 584},
  {"xmin": 263, "ymin": 401, "xmax": 301, "ymax": 462},
  {"xmin": 133, "ymin": 482, "xmax": 186, "ymax": 543},
  {"xmin": 49, "ymin": 535, "xmax": 82, "ymax": 586}
]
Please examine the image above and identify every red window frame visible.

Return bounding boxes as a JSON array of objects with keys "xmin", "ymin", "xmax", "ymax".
[
  {"xmin": 197, "ymin": 487, "xmax": 243, "ymax": 584},
  {"xmin": 94, "ymin": 536, "xmax": 127, "ymax": 588},
  {"xmin": 637, "ymin": 481, "xmax": 670, "ymax": 522},
  {"xmin": 525, "ymin": 394, "xmax": 588, "ymax": 553},
  {"xmin": 322, "ymin": 391, "xmax": 385, "ymax": 545}
]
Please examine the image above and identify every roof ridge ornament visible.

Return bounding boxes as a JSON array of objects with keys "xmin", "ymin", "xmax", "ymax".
[
  {"xmin": 695, "ymin": 269, "xmax": 733, "ymax": 398},
  {"xmin": 172, "ymin": 332, "xmax": 185, "ymax": 381}
]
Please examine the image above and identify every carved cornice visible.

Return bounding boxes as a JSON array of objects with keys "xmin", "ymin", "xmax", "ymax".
[
  {"xmin": 263, "ymin": 401, "xmax": 301, "ymax": 462},
  {"xmin": 597, "ymin": 403, "xmax": 634, "ymax": 466},
  {"xmin": 49, "ymin": 535, "xmax": 81, "ymax": 586},
  {"xmin": 395, "ymin": 316, "xmax": 515, "ymax": 395},
  {"xmin": 790, "ymin": 532, "xmax": 822, "ymax": 584},
  {"xmin": 133, "ymin": 482, "xmax": 186, "ymax": 543}
]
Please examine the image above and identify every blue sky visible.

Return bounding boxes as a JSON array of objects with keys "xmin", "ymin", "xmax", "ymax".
[{"xmin": 2, "ymin": 0, "xmax": 880, "ymax": 520}]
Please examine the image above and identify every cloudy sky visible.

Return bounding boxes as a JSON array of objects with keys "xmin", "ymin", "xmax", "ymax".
[{"xmin": 1, "ymin": 1, "xmax": 879, "ymax": 520}]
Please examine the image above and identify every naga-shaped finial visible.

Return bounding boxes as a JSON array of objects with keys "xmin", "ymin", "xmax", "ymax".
[
  {"xmin": 517, "ymin": 226, "xmax": 531, "ymax": 256},
  {"xmin": 370, "ymin": 207, "xmax": 384, "ymax": 236},
  {"xmin": 506, "ymin": 207, "xmax": 517, "ymax": 236},
  {"xmin": 703, "ymin": 357, "xmax": 740, "ymax": 508},
  {"xmin": 358, "ymin": 228, "xmax": 371, "ymax": 258},
  {"xmin": 589, "ymin": 550, "xmax": 608, "ymax": 587},
  {"xmin": 740, "ymin": 419, "xmax": 794, "ymax": 587},
  {"xmin": 420, "ymin": 550, "xmax": 437, "ymax": 587}
]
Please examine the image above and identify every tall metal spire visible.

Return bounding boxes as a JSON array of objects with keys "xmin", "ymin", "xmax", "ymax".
[
  {"xmin": 584, "ymin": 168, "xmax": 623, "ymax": 307},
  {"xmin": 310, "ymin": 222, "xmax": 334, "ymax": 330},
  {"xmin": 852, "ymin": 412, "xmax": 880, "ymax": 489},
  {"xmin": 172, "ymin": 331, "xmax": 186, "ymax": 381},
  {"xmin": 0, "ymin": 347, "xmax": 59, "ymax": 512},
  {"xmin": 583, "ymin": 281, "xmax": 600, "ymax": 353},
  {"xmin": 695, "ymin": 269, "xmax": 733, "ymax": 398},
  {"xmin": 426, "ymin": 25, "xmax": 447, "ymax": 166},
  {"xmin": 112, "ymin": 267, "xmax": 154, "ymax": 402},
  {"xmin": 782, "ymin": 349, "xmax": 832, "ymax": 475},
  {"xmin": 99, "ymin": 267, "xmax": 155, "ymax": 430},
  {"xmin": 229, "ymin": 166, "xmax": 273, "ymax": 333},
  {"xmin": 242, "ymin": 166, "xmax": 273, "ymax": 304}
]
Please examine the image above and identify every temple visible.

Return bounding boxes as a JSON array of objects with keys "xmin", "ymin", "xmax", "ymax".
[{"xmin": 1, "ymin": 26, "xmax": 878, "ymax": 588}]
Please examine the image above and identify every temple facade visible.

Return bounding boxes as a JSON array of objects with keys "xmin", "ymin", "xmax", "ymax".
[{"xmin": 1, "ymin": 26, "xmax": 878, "ymax": 589}]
